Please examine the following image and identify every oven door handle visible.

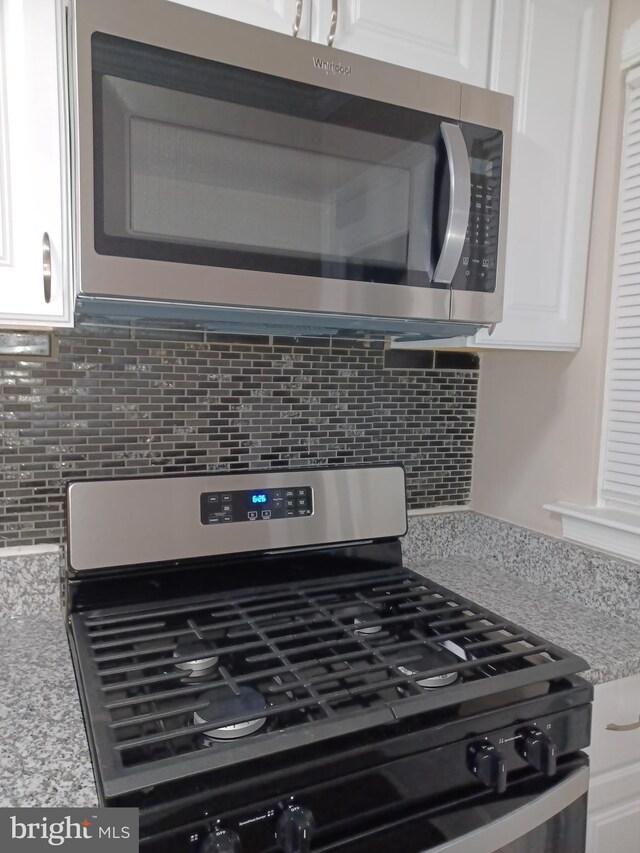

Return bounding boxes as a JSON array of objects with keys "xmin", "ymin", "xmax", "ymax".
[
  {"xmin": 433, "ymin": 123, "xmax": 471, "ymax": 284},
  {"xmin": 426, "ymin": 766, "xmax": 589, "ymax": 853}
]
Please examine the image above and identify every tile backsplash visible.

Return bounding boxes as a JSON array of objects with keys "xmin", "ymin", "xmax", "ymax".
[{"xmin": 0, "ymin": 324, "xmax": 479, "ymax": 547}]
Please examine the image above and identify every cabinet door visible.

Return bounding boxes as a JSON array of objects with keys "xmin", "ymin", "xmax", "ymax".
[
  {"xmin": 168, "ymin": 0, "xmax": 310, "ymax": 37},
  {"xmin": 0, "ymin": 0, "xmax": 71, "ymax": 327},
  {"xmin": 312, "ymin": 0, "xmax": 493, "ymax": 85},
  {"xmin": 586, "ymin": 675, "xmax": 640, "ymax": 853},
  {"xmin": 475, "ymin": 0, "xmax": 609, "ymax": 350},
  {"xmin": 587, "ymin": 771, "xmax": 640, "ymax": 853},
  {"xmin": 589, "ymin": 674, "xmax": 640, "ymax": 779}
]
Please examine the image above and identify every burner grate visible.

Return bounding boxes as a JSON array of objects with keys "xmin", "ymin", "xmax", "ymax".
[{"xmin": 69, "ymin": 566, "xmax": 587, "ymax": 798}]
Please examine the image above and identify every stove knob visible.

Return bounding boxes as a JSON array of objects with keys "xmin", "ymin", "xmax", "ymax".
[
  {"xmin": 276, "ymin": 804, "xmax": 315, "ymax": 853},
  {"xmin": 199, "ymin": 828, "xmax": 241, "ymax": 853},
  {"xmin": 518, "ymin": 727, "xmax": 557, "ymax": 777},
  {"xmin": 468, "ymin": 741, "xmax": 507, "ymax": 794}
]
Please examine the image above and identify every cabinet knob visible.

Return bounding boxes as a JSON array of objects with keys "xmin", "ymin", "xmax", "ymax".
[{"xmin": 42, "ymin": 232, "xmax": 52, "ymax": 304}]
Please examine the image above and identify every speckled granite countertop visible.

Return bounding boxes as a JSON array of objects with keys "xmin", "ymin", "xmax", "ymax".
[
  {"xmin": 410, "ymin": 558, "xmax": 640, "ymax": 685},
  {"xmin": 0, "ymin": 614, "xmax": 97, "ymax": 807}
]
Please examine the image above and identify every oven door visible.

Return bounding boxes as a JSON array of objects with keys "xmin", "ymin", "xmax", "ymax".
[
  {"xmin": 333, "ymin": 759, "xmax": 589, "ymax": 853},
  {"xmin": 71, "ymin": 0, "xmax": 508, "ymax": 326}
]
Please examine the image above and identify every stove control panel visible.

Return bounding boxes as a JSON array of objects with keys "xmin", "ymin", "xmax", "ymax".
[
  {"xmin": 173, "ymin": 703, "xmax": 589, "ymax": 853},
  {"xmin": 200, "ymin": 486, "xmax": 313, "ymax": 525}
]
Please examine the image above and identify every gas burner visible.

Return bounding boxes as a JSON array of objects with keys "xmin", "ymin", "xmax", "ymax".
[
  {"xmin": 336, "ymin": 604, "xmax": 382, "ymax": 635},
  {"xmin": 195, "ymin": 686, "xmax": 267, "ymax": 742},
  {"xmin": 173, "ymin": 640, "xmax": 219, "ymax": 681},
  {"xmin": 396, "ymin": 645, "xmax": 460, "ymax": 689}
]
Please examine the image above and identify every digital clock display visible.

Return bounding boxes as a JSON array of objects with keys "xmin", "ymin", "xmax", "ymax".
[{"xmin": 251, "ymin": 493, "xmax": 268, "ymax": 504}]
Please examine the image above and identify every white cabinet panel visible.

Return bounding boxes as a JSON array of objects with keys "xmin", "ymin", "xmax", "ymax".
[
  {"xmin": 587, "ymin": 769, "xmax": 640, "ymax": 853},
  {"xmin": 587, "ymin": 674, "xmax": 640, "ymax": 853},
  {"xmin": 312, "ymin": 0, "xmax": 493, "ymax": 85},
  {"xmin": 589, "ymin": 674, "xmax": 640, "ymax": 778},
  {"xmin": 476, "ymin": 0, "xmax": 609, "ymax": 349},
  {"xmin": 168, "ymin": 0, "xmax": 310, "ymax": 37},
  {"xmin": 0, "ymin": 0, "xmax": 71, "ymax": 327}
]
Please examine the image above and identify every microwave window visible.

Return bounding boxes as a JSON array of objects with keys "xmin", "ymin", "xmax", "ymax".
[
  {"xmin": 127, "ymin": 111, "xmax": 411, "ymax": 261},
  {"xmin": 92, "ymin": 33, "xmax": 450, "ymax": 289}
]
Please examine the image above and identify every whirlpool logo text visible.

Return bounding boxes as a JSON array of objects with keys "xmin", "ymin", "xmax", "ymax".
[
  {"xmin": 1, "ymin": 809, "xmax": 138, "ymax": 851},
  {"xmin": 312, "ymin": 56, "xmax": 352, "ymax": 75}
]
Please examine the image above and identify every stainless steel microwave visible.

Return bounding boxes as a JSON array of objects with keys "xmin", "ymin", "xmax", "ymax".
[{"xmin": 68, "ymin": 0, "xmax": 513, "ymax": 339}]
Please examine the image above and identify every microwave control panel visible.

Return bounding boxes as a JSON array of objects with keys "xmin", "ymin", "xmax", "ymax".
[
  {"xmin": 461, "ymin": 163, "xmax": 499, "ymax": 291},
  {"xmin": 200, "ymin": 486, "xmax": 313, "ymax": 525},
  {"xmin": 452, "ymin": 124, "xmax": 503, "ymax": 294}
]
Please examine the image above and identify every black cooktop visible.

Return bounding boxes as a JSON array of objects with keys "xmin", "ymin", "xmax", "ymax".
[{"xmin": 68, "ymin": 558, "xmax": 588, "ymax": 800}]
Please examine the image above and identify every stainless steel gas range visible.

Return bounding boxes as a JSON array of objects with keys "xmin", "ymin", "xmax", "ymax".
[{"xmin": 64, "ymin": 466, "xmax": 592, "ymax": 852}]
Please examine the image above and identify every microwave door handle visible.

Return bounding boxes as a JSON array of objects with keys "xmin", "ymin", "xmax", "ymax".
[
  {"xmin": 433, "ymin": 123, "xmax": 471, "ymax": 284},
  {"xmin": 425, "ymin": 766, "xmax": 589, "ymax": 853}
]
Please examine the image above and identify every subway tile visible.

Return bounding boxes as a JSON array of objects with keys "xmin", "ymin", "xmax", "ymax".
[{"xmin": 0, "ymin": 323, "xmax": 478, "ymax": 545}]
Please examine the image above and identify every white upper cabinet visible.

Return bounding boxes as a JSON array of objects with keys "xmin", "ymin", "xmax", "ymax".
[
  {"xmin": 168, "ymin": 1, "xmax": 311, "ymax": 37},
  {"xmin": 476, "ymin": 0, "xmax": 610, "ymax": 350},
  {"xmin": 0, "ymin": 0, "xmax": 72, "ymax": 327},
  {"xmin": 312, "ymin": 0, "xmax": 493, "ymax": 85}
]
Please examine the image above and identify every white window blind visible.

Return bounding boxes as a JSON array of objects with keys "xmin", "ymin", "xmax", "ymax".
[{"xmin": 600, "ymin": 66, "xmax": 640, "ymax": 507}]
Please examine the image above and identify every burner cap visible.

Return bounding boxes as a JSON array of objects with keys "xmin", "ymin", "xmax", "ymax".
[
  {"xmin": 396, "ymin": 646, "xmax": 459, "ymax": 688},
  {"xmin": 195, "ymin": 686, "xmax": 267, "ymax": 741},
  {"xmin": 173, "ymin": 640, "xmax": 219, "ymax": 673},
  {"xmin": 337, "ymin": 604, "xmax": 382, "ymax": 635}
]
